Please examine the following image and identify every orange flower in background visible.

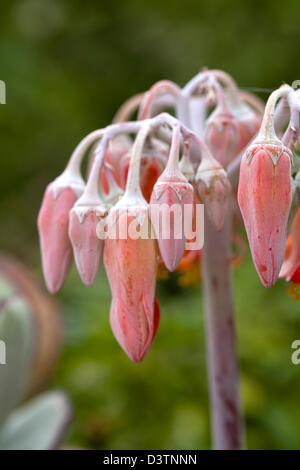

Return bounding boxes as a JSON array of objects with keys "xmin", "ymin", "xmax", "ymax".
[
  {"xmin": 280, "ymin": 208, "xmax": 300, "ymax": 300},
  {"xmin": 176, "ymin": 249, "xmax": 202, "ymax": 287}
]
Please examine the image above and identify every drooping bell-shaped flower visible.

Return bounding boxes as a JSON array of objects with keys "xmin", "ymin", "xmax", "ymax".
[
  {"xmin": 149, "ymin": 125, "xmax": 194, "ymax": 271},
  {"xmin": 196, "ymin": 146, "xmax": 231, "ymax": 231},
  {"xmin": 104, "ymin": 125, "xmax": 160, "ymax": 362},
  {"xmin": 238, "ymin": 142, "xmax": 292, "ymax": 287},
  {"xmin": 37, "ymin": 170, "xmax": 84, "ymax": 294},
  {"xmin": 69, "ymin": 205, "xmax": 107, "ymax": 287},
  {"xmin": 104, "ymin": 208, "xmax": 159, "ymax": 362},
  {"xmin": 238, "ymin": 85, "xmax": 293, "ymax": 287},
  {"xmin": 69, "ymin": 150, "xmax": 109, "ymax": 286}
]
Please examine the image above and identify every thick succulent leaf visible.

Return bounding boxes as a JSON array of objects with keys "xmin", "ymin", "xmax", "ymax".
[
  {"xmin": 0, "ymin": 295, "xmax": 35, "ymax": 425},
  {"xmin": 0, "ymin": 391, "xmax": 72, "ymax": 450}
]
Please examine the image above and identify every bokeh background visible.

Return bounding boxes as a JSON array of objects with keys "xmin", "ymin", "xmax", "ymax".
[{"xmin": 1, "ymin": 0, "xmax": 300, "ymax": 449}]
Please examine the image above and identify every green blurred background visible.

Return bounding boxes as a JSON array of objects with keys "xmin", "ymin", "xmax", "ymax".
[{"xmin": 1, "ymin": 0, "xmax": 300, "ymax": 449}]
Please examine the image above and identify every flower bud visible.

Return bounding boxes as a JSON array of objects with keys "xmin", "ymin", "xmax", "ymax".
[
  {"xmin": 38, "ymin": 183, "xmax": 79, "ymax": 294},
  {"xmin": 150, "ymin": 178, "xmax": 193, "ymax": 271},
  {"xmin": 149, "ymin": 126, "xmax": 194, "ymax": 271},
  {"xmin": 69, "ymin": 205, "xmax": 107, "ymax": 286},
  {"xmin": 196, "ymin": 155, "xmax": 231, "ymax": 231},
  {"xmin": 238, "ymin": 143, "xmax": 292, "ymax": 287},
  {"xmin": 104, "ymin": 206, "xmax": 159, "ymax": 362}
]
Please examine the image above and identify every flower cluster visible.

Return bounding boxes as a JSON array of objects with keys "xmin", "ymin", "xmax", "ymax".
[{"xmin": 38, "ymin": 69, "xmax": 300, "ymax": 361}]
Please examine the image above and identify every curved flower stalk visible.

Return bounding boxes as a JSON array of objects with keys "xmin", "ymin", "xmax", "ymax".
[
  {"xmin": 138, "ymin": 80, "xmax": 181, "ymax": 120},
  {"xmin": 238, "ymin": 85, "xmax": 293, "ymax": 287}
]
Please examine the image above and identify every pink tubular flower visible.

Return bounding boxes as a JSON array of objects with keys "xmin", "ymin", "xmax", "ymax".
[
  {"xmin": 150, "ymin": 178, "xmax": 193, "ymax": 271},
  {"xmin": 37, "ymin": 183, "xmax": 78, "ymax": 294},
  {"xmin": 238, "ymin": 143, "xmax": 292, "ymax": 287},
  {"xmin": 69, "ymin": 206, "xmax": 107, "ymax": 287},
  {"xmin": 104, "ymin": 208, "xmax": 160, "ymax": 362},
  {"xmin": 149, "ymin": 126, "xmax": 194, "ymax": 271}
]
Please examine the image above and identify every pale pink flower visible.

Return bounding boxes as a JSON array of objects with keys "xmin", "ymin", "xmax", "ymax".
[
  {"xmin": 150, "ymin": 126, "xmax": 194, "ymax": 271},
  {"xmin": 37, "ymin": 184, "xmax": 77, "ymax": 294},
  {"xmin": 238, "ymin": 143, "xmax": 292, "ymax": 287},
  {"xmin": 69, "ymin": 207, "xmax": 107, "ymax": 286},
  {"xmin": 104, "ymin": 209, "xmax": 159, "ymax": 362}
]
